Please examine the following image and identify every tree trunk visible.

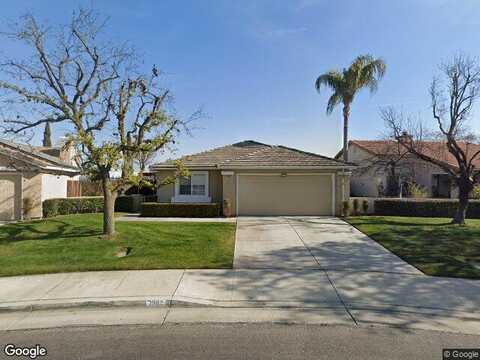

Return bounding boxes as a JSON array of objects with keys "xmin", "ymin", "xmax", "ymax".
[
  {"xmin": 101, "ymin": 175, "xmax": 117, "ymax": 236},
  {"xmin": 453, "ymin": 178, "xmax": 471, "ymax": 225},
  {"xmin": 342, "ymin": 104, "xmax": 350, "ymax": 162}
]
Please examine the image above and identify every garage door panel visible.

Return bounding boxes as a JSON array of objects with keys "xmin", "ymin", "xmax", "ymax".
[{"xmin": 237, "ymin": 174, "xmax": 333, "ymax": 216}]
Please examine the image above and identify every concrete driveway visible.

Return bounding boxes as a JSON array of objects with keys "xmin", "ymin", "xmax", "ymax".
[{"xmin": 234, "ymin": 217, "xmax": 421, "ymax": 274}]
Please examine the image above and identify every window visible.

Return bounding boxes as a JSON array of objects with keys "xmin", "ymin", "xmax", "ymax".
[
  {"xmin": 178, "ymin": 173, "xmax": 207, "ymax": 196},
  {"xmin": 179, "ymin": 176, "xmax": 192, "ymax": 195}
]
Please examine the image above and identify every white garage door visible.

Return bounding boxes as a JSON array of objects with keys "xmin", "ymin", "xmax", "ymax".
[
  {"xmin": 0, "ymin": 177, "xmax": 15, "ymax": 221},
  {"xmin": 237, "ymin": 174, "xmax": 334, "ymax": 216}
]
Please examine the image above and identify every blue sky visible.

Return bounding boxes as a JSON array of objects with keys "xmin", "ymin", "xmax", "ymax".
[{"xmin": 2, "ymin": 0, "xmax": 480, "ymax": 158}]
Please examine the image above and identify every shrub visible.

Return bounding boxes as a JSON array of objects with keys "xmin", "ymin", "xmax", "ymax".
[
  {"xmin": 362, "ymin": 200, "xmax": 369, "ymax": 214},
  {"xmin": 408, "ymin": 183, "xmax": 428, "ymax": 198},
  {"xmin": 342, "ymin": 200, "xmax": 351, "ymax": 217},
  {"xmin": 223, "ymin": 199, "xmax": 232, "ymax": 217},
  {"xmin": 43, "ymin": 197, "xmax": 104, "ymax": 218},
  {"xmin": 115, "ymin": 195, "xmax": 136, "ymax": 212},
  {"xmin": 352, "ymin": 198, "xmax": 360, "ymax": 215},
  {"xmin": 472, "ymin": 185, "xmax": 480, "ymax": 200},
  {"xmin": 374, "ymin": 198, "xmax": 480, "ymax": 218},
  {"xmin": 141, "ymin": 203, "xmax": 221, "ymax": 218},
  {"xmin": 23, "ymin": 197, "xmax": 34, "ymax": 219}
]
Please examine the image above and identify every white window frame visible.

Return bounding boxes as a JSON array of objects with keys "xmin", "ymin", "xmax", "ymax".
[{"xmin": 172, "ymin": 171, "xmax": 211, "ymax": 203}]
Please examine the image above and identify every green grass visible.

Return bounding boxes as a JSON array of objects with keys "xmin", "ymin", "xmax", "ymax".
[
  {"xmin": 346, "ymin": 216, "xmax": 480, "ymax": 279},
  {"xmin": 0, "ymin": 214, "xmax": 236, "ymax": 277}
]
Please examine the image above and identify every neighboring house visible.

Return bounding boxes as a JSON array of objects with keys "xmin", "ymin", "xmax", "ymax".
[
  {"xmin": 0, "ymin": 139, "xmax": 80, "ymax": 221},
  {"xmin": 150, "ymin": 140, "xmax": 354, "ymax": 216},
  {"xmin": 340, "ymin": 140, "xmax": 480, "ymax": 198}
]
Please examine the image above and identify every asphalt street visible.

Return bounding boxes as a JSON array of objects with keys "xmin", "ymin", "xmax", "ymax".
[{"xmin": 1, "ymin": 323, "xmax": 479, "ymax": 360}]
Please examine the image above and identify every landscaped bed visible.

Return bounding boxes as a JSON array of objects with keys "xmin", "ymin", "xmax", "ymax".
[
  {"xmin": 0, "ymin": 214, "xmax": 236, "ymax": 277},
  {"xmin": 346, "ymin": 216, "xmax": 480, "ymax": 279}
]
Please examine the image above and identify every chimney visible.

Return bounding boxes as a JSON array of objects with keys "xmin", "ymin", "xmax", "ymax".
[{"xmin": 398, "ymin": 131, "xmax": 413, "ymax": 144}]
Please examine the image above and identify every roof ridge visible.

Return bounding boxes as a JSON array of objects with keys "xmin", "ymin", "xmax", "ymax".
[
  {"xmin": 276, "ymin": 145, "xmax": 352, "ymax": 165},
  {"xmin": 219, "ymin": 142, "xmax": 272, "ymax": 164},
  {"xmin": 179, "ymin": 140, "xmax": 268, "ymax": 161}
]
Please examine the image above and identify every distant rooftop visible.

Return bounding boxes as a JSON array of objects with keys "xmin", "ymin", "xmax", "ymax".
[{"xmin": 0, "ymin": 138, "xmax": 79, "ymax": 173}]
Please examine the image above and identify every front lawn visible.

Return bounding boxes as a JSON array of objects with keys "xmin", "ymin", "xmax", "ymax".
[
  {"xmin": 0, "ymin": 214, "xmax": 236, "ymax": 277},
  {"xmin": 346, "ymin": 216, "xmax": 480, "ymax": 279}
]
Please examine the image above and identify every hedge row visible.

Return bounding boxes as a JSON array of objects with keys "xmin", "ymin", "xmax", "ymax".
[
  {"xmin": 43, "ymin": 195, "xmax": 158, "ymax": 217},
  {"xmin": 141, "ymin": 202, "xmax": 221, "ymax": 218},
  {"xmin": 43, "ymin": 197, "xmax": 104, "ymax": 218},
  {"xmin": 374, "ymin": 199, "xmax": 480, "ymax": 218},
  {"xmin": 114, "ymin": 195, "xmax": 136, "ymax": 212}
]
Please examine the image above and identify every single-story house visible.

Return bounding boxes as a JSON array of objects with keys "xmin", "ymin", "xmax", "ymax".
[
  {"xmin": 340, "ymin": 140, "xmax": 480, "ymax": 198},
  {"xmin": 150, "ymin": 140, "xmax": 354, "ymax": 216},
  {"xmin": 0, "ymin": 139, "xmax": 80, "ymax": 221}
]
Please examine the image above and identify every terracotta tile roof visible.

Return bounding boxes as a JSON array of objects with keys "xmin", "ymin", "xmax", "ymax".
[
  {"xmin": 350, "ymin": 140, "xmax": 480, "ymax": 169},
  {"xmin": 151, "ymin": 140, "xmax": 354, "ymax": 169}
]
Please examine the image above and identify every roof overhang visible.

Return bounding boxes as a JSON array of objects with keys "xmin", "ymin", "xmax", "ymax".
[
  {"xmin": 150, "ymin": 164, "xmax": 356, "ymax": 171},
  {"xmin": 41, "ymin": 165, "xmax": 80, "ymax": 176}
]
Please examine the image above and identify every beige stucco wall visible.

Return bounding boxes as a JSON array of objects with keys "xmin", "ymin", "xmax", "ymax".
[
  {"xmin": 23, "ymin": 172, "xmax": 43, "ymax": 219},
  {"xmin": 0, "ymin": 174, "xmax": 17, "ymax": 221},
  {"xmin": 156, "ymin": 170, "xmax": 175, "ymax": 202},
  {"xmin": 348, "ymin": 144, "xmax": 454, "ymax": 198},
  {"xmin": 0, "ymin": 155, "xmax": 43, "ymax": 220},
  {"xmin": 348, "ymin": 145, "xmax": 384, "ymax": 197}
]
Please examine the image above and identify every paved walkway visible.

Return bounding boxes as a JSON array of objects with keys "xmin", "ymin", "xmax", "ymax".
[
  {"xmin": 234, "ymin": 217, "xmax": 420, "ymax": 274},
  {"xmin": 1, "ymin": 269, "xmax": 479, "ymax": 333}
]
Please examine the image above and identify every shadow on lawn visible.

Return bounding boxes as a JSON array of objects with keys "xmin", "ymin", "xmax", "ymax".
[{"xmin": 0, "ymin": 219, "xmax": 102, "ymax": 243}]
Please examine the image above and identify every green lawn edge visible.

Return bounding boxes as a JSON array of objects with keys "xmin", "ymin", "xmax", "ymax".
[{"xmin": 345, "ymin": 216, "xmax": 480, "ymax": 280}]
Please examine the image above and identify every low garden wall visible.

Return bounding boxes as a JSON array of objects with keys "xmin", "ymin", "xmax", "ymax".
[{"xmin": 140, "ymin": 202, "xmax": 222, "ymax": 218}]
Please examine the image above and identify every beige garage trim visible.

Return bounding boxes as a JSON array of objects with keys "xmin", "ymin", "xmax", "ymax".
[{"xmin": 236, "ymin": 173, "xmax": 335, "ymax": 216}]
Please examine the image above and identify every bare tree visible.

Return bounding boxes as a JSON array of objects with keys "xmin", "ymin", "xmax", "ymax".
[
  {"xmin": 0, "ymin": 10, "xmax": 188, "ymax": 235},
  {"xmin": 383, "ymin": 55, "xmax": 480, "ymax": 224},
  {"xmin": 354, "ymin": 140, "xmax": 417, "ymax": 197}
]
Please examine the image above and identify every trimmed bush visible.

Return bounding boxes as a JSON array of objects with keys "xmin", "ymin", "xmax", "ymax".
[
  {"xmin": 374, "ymin": 198, "xmax": 480, "ymax": 218},
  {"xmin": 43, "ymin": 197, "xmax": 104, "ymax": 218},
  {"xmin": 342, "ymin": 200, "xmax": 351, "ymax": 217},
  {"xmin": 115, "ymin": 195, "xmax": 136, "ymax": 212},
  {"xmin": 362, "ymin": 200, "xmax": 369, "ymax": 214},
  {"xmin": 141, "ymin": 203, "xmax": 222, "ymax": 218}
]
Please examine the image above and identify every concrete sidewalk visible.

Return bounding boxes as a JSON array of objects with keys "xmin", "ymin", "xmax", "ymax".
[{"xmin": 1, "ymin": 269, "xmax": 479, "ymax": 334}]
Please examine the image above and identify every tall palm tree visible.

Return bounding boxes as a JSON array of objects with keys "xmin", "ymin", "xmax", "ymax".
[{"xmin": 315, "ymin": 55, "xmax": 386, "ymax": 162}]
